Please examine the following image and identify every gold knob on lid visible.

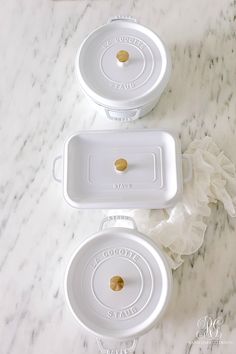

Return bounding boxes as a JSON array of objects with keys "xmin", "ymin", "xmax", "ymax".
[
  {"xmin": 116, "ymin": 50, "xmax": 129, "ymax": 63},
  {"xmin": 110, "ymin": 276, "xmax": 124, "ymax": 291},
  {"xmin": 114, "ymin": 158, "xmax": 128, "ymax": 172}
]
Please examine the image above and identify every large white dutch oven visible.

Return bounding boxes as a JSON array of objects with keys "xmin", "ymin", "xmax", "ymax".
[
  {"xmin": 53, "ymin": 130, "xmax": 192, "ymax": 209},
  {"xmin": 75, "ymin": 16, "xmax": 171, "ymax": 121},
  {"xmin": 65, "ymin": 215, "xmax": 173, "ymax": 353}
]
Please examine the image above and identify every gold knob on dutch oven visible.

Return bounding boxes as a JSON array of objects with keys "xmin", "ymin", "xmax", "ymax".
[
  {"xmin": 110, "ymin": 275, "xmax": 125, "ymax": 291},
  {"xmin": 114, "ymin": 158, "xmax": 128, "ymax": 173},
  {"xmin": 116, "ymin": 50, "xmax": 129, "ymax": 63}
]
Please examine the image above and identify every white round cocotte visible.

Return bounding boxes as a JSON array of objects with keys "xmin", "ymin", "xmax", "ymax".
[
  {"xmin": 76, "ymin": 17, "xmax": 171, "ymax": 121},
  {"xmin": 65, "ymin": 221, "xmax": 172, "ymax": 340}
]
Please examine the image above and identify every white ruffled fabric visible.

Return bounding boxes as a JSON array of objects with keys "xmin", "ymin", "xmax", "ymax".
[{"xmin": 105, "ymin": 137, "xmax": 236, "ymax": 269}]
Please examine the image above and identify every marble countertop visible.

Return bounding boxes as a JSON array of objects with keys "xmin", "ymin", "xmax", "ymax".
[{"xmin": 0, "ymin": 0, "xmax": 236, "ymax": 353}]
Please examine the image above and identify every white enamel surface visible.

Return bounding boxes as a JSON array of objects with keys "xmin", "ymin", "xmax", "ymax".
[
  {"xmin": 63, "ymin": 130, "xmax": 182, "ymax": 209},
  {"xmin": 98, "ymin": 97, "xmax": 161, "ymax": 121},
  {"xmin": 1, "ymin": 1, "xmax": 236, "ymax": 354},
  {"xmin": 76, "ymin": 20, "xmax": 171, "ymax": 110},
  {"xmin": 65, "ymin": 227, "xmax": 172, "ymax": 339}
]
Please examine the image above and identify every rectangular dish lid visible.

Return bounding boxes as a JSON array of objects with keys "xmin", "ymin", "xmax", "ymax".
[{"xmin": 63, "ymin": 130, "xmax": 183, "ymax": 209}]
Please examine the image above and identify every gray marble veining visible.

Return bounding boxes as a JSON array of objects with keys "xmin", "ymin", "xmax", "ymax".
[{"xmin": 0, "ymin": 0, "xmax": 236, "ymax": 353}]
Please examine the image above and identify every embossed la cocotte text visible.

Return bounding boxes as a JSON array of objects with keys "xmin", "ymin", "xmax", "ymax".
[
  {"xmin": 90, "ymin": 247, "xmax": 140, "ymax": 270},
  {"xmin": 102, "ymin": 36, "xmax": 145, "ymax": 50}
]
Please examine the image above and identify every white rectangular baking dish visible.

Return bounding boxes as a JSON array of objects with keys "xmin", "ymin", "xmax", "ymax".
[{"xmin": 53, "ymin": 130, "xmax": 191, "ymax": 209}]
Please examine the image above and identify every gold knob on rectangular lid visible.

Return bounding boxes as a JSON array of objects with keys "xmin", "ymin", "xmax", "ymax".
[{"xmin": 114, "ymin": 158, "xmax": 128, "ymax": 172}]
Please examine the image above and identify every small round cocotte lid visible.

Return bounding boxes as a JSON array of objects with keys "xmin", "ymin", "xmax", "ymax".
[
  {"xmin": 65, "ymin": 218, "xmax": 172, "ymax": 339},
  {"xmin": 76, "ymin": 17, "xmax": 171, "ymax": 109}
]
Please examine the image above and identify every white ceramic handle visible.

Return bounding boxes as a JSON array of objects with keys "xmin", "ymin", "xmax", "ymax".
[
  {"xmin": 105, "ymin": 108, "xmax": 140, "ymax": 122},
  {"xmin": 182, "ymin": 154, "xmax": 192, "ymax": 183},
  {"xmin": 99, "ymin": 215, "xmax": 137, "ymax": 231},
  {"xmin": 96, "ymin": 338, "xmax": 137, "ymax": 354},
  {"xmin": 52, "ymin": 156, "xmax": 62, "ymax": 183},
  {"xmin": 107, "ymin": 16, "xmax": 137, "ymax": 24}
]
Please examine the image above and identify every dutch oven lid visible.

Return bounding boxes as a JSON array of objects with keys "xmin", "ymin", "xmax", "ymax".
[
  {"xmin": 76, "ymin": 17, "xmax": 171, "ymax": 109},
  {"xmin": 65, "ymin": 217, "xmax": 172, "ymax": 339}
]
